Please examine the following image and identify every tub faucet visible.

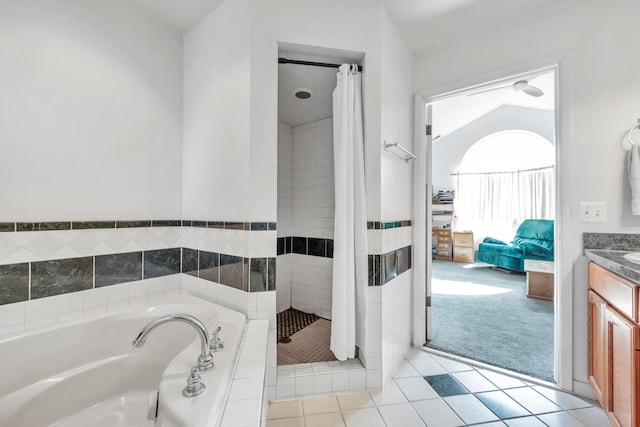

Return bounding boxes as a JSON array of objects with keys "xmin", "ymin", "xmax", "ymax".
[{"xmin": 132, "ymin": 313, "xmax": 214, "ymax": 371}]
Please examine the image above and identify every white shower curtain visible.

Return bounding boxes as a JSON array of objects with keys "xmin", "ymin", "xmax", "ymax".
[{"xmin": 331, "ymin": 64, "xmax": 368, "ymax": 361}]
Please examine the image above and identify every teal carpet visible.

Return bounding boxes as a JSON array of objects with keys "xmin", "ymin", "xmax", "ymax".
[{"xmin": 427, "ymin": 260, "xmax": 554, "ymax": 382}]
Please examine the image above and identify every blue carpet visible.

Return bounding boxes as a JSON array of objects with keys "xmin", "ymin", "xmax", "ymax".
[{"xmin": 427, "ymin": 260, "xmax": 554, "ymax": 382}]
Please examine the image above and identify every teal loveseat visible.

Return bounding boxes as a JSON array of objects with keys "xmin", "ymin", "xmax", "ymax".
[{"xmin": 475, "ymin": 219, "xmax": 554, "ymax": 272}]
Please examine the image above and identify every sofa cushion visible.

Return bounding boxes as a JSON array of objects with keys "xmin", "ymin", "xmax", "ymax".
[
  {"xmin": 513, "ymin": 219, "xmax": 554, "ymax": 242},
  {"xmin": 518, "ymin": 241, "xmax": 552, "ymax": 258}
]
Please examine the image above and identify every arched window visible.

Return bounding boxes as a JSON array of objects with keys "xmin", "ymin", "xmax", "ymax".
[
  {"xmin": 459, "ymin": 130, "xmax": 554, "ymax": 173},
  {"xmin": 455, "ymin": 130, "xmax": 555, "ymax": 242}
]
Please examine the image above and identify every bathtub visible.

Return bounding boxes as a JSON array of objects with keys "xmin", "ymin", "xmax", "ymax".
[{"xmin": 0, "ymin": 293, "xmax": 248, "ymax": 427}]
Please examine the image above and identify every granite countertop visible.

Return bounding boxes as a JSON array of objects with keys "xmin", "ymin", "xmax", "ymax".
[
  {"xmin": 583, "ymin": 233, "xmax": 640, "ymax": 284},
  {"xmin": 584, "ymin": 249, "xmax": 640, "ymax": 284}
]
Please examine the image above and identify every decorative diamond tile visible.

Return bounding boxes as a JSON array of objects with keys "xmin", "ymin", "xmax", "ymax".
[
  {"xmin": 1, "ymin": 247, "xmax": 39, "ymax": 265},
  {"xmin": 102, "ymin": 231, "xmax": 133, "ymax": 252},
  {"xmin": 29, "ymin": 233, "xmax": 66, "ymax": 259}
]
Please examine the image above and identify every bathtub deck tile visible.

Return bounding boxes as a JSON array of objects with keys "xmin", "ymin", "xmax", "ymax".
[
  {"xmin": 222, "ymin": 397, "xmax": 262, "ymax": 427},
  {"xmin": 235, "ymin": 360, "xmax": 266, "ymax": 379},
  {"xmin": 229, "ymin": 377, "xmax": 264, "ymax": 400}
]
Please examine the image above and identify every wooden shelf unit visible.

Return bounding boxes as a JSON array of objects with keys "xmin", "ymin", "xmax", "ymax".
[
  {"xmin": 433, "ymin": 227, "xmax": 453, "ymax": 260},
  {"xmin": 432, "ymin": 192, "xmax": 454, "ymax": 261}
]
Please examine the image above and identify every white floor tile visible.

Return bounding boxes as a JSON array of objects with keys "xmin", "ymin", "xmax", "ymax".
[
  {"xmin": 369, "ymin": 379, "xmax": 408, "ymax": 406},
  {"xmin": 395, "ymin": 377, "xmax": 439, "ymax": 401},
  {"xmin": 478, "ymin": 369, "xmax": 527, "ymax": 389},
  {"xmin": 294, "ymin": 363, "xmax": 314, "ymax": 376},
  {"xmin": 474, "ymin": 423, "xmax": 507, "ymax": 427},
  {"xmin": 531, "ymin": 385, "xmax": 593, "ymax": 410},
  {"xmin": 311, "ymin": 361, "xmax": 332, "ymax": 374},
  {"xmin": 337, "ymin": 393, "xmax": 375, "ymax": 411},
  {"xmin": 406, "ymin": 347, "xmax": 431, "ymax": 360},
  {"xmin": 302, "ymin": 396, "xmax": 340, "ymax": 415},
  {"xmin": 378, "ymin": 402, "xmax": 426, "ymax": 427},
  {"xmin": 408, "ymin": 355, "xmax": 448, "ymax": 376},
  {"xmin": 392, "ymin": 359, "xmax": 421, "ymax": 378},
  {"xmin": 537, "ymin": 411, "xmax": 587, "ymax": 427},
  {"xmin": 267, "ymin": 417, "xmax": 305, "ymax": 427},
  {"xmin": 411, "ymin": 398, "xmax": 465, "ymax": 427},
  {"xmin": 567, "ymin": 406, "xmax": 611, "ymax": 427},
  {"xmin": 504, "ymin": 417, "xmax": 547, "ymax": 427},
  {"xmin": 504, "ymin": 387, "xmax": 562, "ymax": 415},
  {"xmin": 268, "ymin": 400, "xmax": 303, "ymax": 419},
  {"xmin": 342, "ymin": 407, "xmax": 385, "ymax": 427},
  {"xmin": 431, "ymin": 354, "xmax": 474, "ymax": 372},
  {"xmin": 305, "ymin": 412, "xmax": 345, "ymax": 427},
  {"xmin": 452, "ymin": 370, "xmax": 499, "ymax": 393},
  {"xmin": 444, "ymin": 394, "xmax": 501, "ymax": 425},
  {"xmin": 278, "ymin": 365, "xmax": 295, "ymax": 378}
]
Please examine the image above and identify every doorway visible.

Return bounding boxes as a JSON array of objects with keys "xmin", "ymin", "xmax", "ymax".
[
  {"xmin": 419, "ymin": 68, "xmax": 559, "ymax": 383},
  {"xmin": 275, "ymin": 43, "xmax": 364, "ymax": 366}
]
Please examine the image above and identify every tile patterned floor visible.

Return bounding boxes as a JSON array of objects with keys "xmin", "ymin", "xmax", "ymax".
[
  {"xmin": 268, "ymin": 348, "xmax": 610, "ymax": 427},
  {"xmin": 277, "ymin": 318, "xmax": 337, "ymax": 365}
]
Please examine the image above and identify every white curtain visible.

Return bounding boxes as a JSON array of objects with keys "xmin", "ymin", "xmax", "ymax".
[
  {"xmin": 456, "ymin": 167, "xmax": 554, "ymax": 242},
  {"xmin": 331, "ymin": 64, "xmax": 368, "ymax": 361}
]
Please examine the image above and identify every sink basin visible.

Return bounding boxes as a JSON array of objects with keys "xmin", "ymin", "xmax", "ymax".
[{"xmin": 623, "ymin": 252, "xmax": 640, "ymax": 264}]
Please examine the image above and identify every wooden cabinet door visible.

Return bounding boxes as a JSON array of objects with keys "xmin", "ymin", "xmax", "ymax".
[
  {"xmin": 605, "ymin": 305, "xmax": 639, "ymax": 427},
  {"xmin": 588, "ymin": 290, "xmax": 607, "ymax": 407}
]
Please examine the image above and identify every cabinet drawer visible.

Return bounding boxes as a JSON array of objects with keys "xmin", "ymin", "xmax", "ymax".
[
  {"xmin": 454, "ymin": 232, "xmax": 473, "ymax": 246},
  {"xmin": 454, "ymin": 246, "xmax": 474, "ymax": 262},
  {"xmin": 433, "ymin": 229, "xmax": 451, "ymax": 237},
  {"xmin": 589, "ymin": 262, "xmax": 638, "ymax": 322}
]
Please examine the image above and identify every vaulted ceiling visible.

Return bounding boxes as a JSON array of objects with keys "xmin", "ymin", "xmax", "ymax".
[
  {"xmin": 122, "ymin": 0, "xmax": 561, "ymax": 128},
  {"xmin": 124, "ymin": 0, "xmax": 564, "ymax": 53}
]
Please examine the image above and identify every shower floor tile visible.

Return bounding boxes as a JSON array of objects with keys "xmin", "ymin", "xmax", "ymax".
[{"xmin": 277, "ymin": 317, "xmax": 337, "ymax": 365}]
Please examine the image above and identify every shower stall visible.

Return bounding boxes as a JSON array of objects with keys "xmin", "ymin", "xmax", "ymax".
[{"xmin": 276, "ymin": 46, "xmax": 365, "ymax": 365}]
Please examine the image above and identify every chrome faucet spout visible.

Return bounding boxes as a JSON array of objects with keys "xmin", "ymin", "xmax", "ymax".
[{"xmin": 132, "ymin": 313, "xmax": 214, "ymax": 371}]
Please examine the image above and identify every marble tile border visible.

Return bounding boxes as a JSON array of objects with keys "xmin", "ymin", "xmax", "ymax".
[
  {"xmin": 0, "ymin": 220, "xmax": 276, "ymax": 232},
  {"xmin": 277, "ymin": 237, "xmax": 333, "ymax": 258},
  {"xmin": 367, "ymin": 220, "xmax": 412, "ymax": 230},
  {"xmin": 368, "ymin": 246, "xmax": 412, "ymax": 286},
  {"xmin": 0, "ymin": 247, "xmax": 277, "ymax": 306}
]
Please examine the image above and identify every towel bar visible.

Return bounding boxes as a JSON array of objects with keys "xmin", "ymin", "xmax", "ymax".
[
  {"xmin": 626, "ymin": 119, "xmax": 640, "ymax": 146},
  {"xmin": 384, "ymin": 141, "xmax": 417, "ymax": 163}
]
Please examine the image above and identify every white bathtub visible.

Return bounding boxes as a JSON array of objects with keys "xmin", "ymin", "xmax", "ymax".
[{"xmin": 0, "ymin": 293, "xmax": 247, "ymax": 427}]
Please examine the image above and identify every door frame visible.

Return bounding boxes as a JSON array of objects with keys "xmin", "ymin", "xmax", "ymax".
[{"xmin": 412, "ymin": 54, "xmax": 574, "ymax": 391}]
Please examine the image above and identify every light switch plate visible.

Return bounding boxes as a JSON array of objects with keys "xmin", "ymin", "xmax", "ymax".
[{"xmin": 579, "ymin": 202, "xmax": 607, "ymax": 223}]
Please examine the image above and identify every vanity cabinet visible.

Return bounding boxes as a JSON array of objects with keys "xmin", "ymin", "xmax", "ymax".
[{"xmin": 588, "ymin": 262, "xmax": 640, "ymax": 427}]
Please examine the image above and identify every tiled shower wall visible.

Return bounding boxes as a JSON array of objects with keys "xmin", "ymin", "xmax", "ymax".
[{"xmin": 277, "ymin": 119, "xmax": 334, "ymax": 318}]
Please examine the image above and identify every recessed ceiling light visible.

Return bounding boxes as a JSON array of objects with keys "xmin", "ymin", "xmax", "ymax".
[{"xmin": 292, "ymin": 88, "xmax": 314, "ymax": 99}]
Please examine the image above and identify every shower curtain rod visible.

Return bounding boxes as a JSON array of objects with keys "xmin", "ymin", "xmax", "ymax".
[{"xmin": 278, "ymin": 57, "xmax": 363, "ymax": 72}]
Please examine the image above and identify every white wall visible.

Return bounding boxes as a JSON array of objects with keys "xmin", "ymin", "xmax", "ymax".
[
  {"xmin": 413, "ymin": 0, "xmax": 640, "ymax": 393},
  {"xmin": 432, "ymin": 105, "xmax": 555, "ymax": 192},
  {"xmin": 0, "ymin": 0, "xmax": 183, "ymax": 221},
  {"xmin": 182, "ymin": 0, "xmax": 251, "ymax": 220},
  {"xmin": 378, "ymin": 7, "xmax": 415, "ymax": 382}
]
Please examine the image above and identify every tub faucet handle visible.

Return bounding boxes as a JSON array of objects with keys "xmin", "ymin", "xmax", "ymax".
[
  {"xmin": 183, "ymin": 367, "xmax": 206, "ymax": 397},
  {"xmin": 210, "ymin": 326, "xmax": 224, "ymax": 352}
]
